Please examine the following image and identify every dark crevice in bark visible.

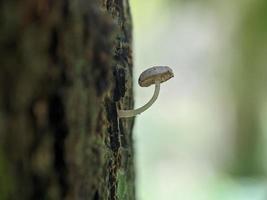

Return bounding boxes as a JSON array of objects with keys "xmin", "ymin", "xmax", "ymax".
[
  {"xmin": 105, "ymin": 60, "xmax": 132, "ymax": 199},
  {"xmin": 93, "ymin": 190, "xmax": 100, "ymax": 200},
  {"xmin": 106, "ymin": 100, "xmax": 120, "ymax": 153},
  {"xmin": 48, "ymin": 28, "xmax": 60, "ymax": 64},
  {"xmin": 62, "ymin": 0, "xmax": 69, "ymax": 18},
  {"xmin": 48, "ymin": 92, "xmax": 69, "ymax": 199},
  {"xmin": 30, "ymin": 174, "xmax": 48, "ymax": 200},
  {"xmin": 113, "ymin": 68, "xmax": 126, "ymax": 102}
]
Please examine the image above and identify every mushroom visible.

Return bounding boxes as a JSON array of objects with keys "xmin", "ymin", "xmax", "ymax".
[{"xmin": 118, "ymin": 66, "xmax": 174, "ymax": 118}]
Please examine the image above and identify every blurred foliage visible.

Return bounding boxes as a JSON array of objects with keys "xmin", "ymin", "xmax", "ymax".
[
  {"xmin": 232, "ymin": 0, "xmax": 267, "ymax": 176},
  {"xmin": 131, "ymin": 0, "xmax": 267, "ymax": 199}
]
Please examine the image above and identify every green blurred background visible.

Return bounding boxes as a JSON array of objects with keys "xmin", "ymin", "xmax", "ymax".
[{"xmin": 130, "ymin": 0, "xmax": 267, "ymax": 199}]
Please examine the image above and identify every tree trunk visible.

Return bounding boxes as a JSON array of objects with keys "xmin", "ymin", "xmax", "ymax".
[{"xmin": 0, "ymin": 0, "xmax": 135, "ymax": 199}]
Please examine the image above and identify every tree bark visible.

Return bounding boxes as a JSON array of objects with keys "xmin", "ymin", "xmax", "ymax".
[{"xmin": 0, "ymin": 0, "xmax": 135, "ymax": 199}]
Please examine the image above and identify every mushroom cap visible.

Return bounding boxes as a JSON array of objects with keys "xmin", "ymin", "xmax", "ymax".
[{"xmin": 138, "ymin": 66, "xmax": 174, "ymax": 87}]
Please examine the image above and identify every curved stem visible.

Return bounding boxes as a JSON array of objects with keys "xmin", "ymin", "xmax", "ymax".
[{"xmin": 118, "ymin": 81, "xmax": 160, "ymax": 118}]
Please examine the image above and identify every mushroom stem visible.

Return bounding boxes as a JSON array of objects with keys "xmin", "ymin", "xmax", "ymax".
[{"xmin": 118, "ymin": 80, "xmax": 160, "ymax": 118}]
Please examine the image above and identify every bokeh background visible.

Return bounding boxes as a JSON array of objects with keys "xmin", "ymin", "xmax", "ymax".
[{"xmin": 130, "ymin": 0, "xmax": 267, "ymax": 199}]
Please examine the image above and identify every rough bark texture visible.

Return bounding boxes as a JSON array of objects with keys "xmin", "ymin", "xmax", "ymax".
[{"xmin": 0, "ymin": 0, "xmax": 135, "ymax": 199}]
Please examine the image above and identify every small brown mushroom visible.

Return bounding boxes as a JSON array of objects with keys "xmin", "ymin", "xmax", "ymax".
[
  {"xmin": 118, "ymin": 66, "xmax": 174, "ymax": 118},
  {"xmin": 138, "ymin": 66, "xmax": 174, "ymax": 87}
]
